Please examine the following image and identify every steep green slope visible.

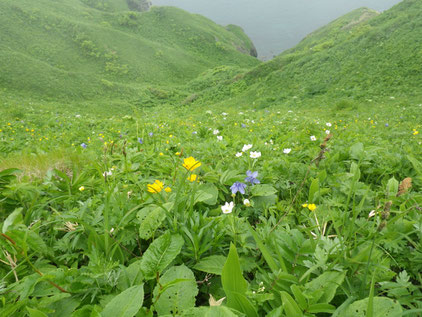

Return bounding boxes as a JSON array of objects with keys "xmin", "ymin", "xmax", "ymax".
[
  {"xmin": 0, "ymin": 0, "xmax": 259, "ymax": 102},
  {"xmin": 187, "ymin": 0, "xmax": 422, "ymax": 107}
]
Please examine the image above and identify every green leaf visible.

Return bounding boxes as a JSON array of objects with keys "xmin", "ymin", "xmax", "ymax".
[
  {"xmin": 291, "ymin": 285, "xmax": 307, "ymax": 310},
  {"xmin": 250, "ymin": 184, "xmax": 277, "ymax": 197},
  {"xmin": 386, "ymin": 177, "xmax": 399, "ymax": 198},
  {"xmin": 153, "ymin": 265, "xmax": 198, "ymax": 315},
  {"xmin": 338, "ymin": 297, "xmax": 402, "ymax": 317},
  {"xmin": 101, "ymin": 284, "xmax": 144, "ymax": 317},
  {"xmin": 137, "ymin": 205, "xmax": 166, "ymax": 240},
  {"xmin": 247, "ymin": 223, "xmax": 284, "ymax": 273},
  {"xmin": 140, "ymin": 232, "xmax": 184, "ymax": 280},
  {"xmin": 2, "ymin": 207, "xmax": 23, "ymax": 233},
  {"xmin": 303, "ymin": 271, "xmax": 345, "ymax": 304},
  {"xmin": 117, "ymin": 260, "xmax": 144, "ymax": 291},
  {"xmin": 222, "ymin": 243, "xmax": 258, "ymax": 317},
  {"xmin": 308, "ymin": 178, "xmax": 319, "ymax": 203},
  {"xmin": 26, "ymin": 307, "xmax": 48, "ymax": 317},
  {"xmin": 193, "ymin": 255, "xmax": 227, "ymax": 275},
  {"xmin": 350, "ymin": 142, "xmax": 364, "ymax": 161},
  {"xmin": 280, "ymin": 291, "xmax": 303, "ymax": 317},
  {"xmin": 307, "ymin": 303, "xmax": 336, "ymax": 313},
  {"xmin": 195, "ymin": 183, "xmax": 218, "ymax": 205},
  {"xmin": 181, "ymin": 306, "xmax": 238, "ymax": 316}
]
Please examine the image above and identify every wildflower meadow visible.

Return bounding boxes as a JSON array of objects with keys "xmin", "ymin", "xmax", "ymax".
[{"xmin": 0, "ymin": 100, "xmax": 421, "ymax": 316}]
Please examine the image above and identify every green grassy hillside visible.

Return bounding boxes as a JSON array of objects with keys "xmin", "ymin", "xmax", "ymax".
[
  {"xmin": 186, "ymin": 0, "xmax": 422, "ymax": 107},
  {"xmin": 0, "ymin": 0, "xmax": 259, "ymax": 102}
]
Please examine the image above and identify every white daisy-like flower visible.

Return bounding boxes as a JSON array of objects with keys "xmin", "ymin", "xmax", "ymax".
[
  {"xmin": 213, "ymin": 129, "xmax": 219, "ymax": 135},
  {"xmin": 221, "ymin": 202, "xmax": 234, "ymax": 214},
  {"xmin": 325, "ymin": 130, "xmax": 331, "ymax": 135},
  {"xmin": 242, "ymin": 144, "xmax": 253, "ymax": 152},
  {"xmin": 235, "ymin": 152, "xmax": 243, "ymax": 157},
  {"xmin": 243, "ymin": 199, "xmax": 251, "ymax": 207},
  {"xmin": 326, "ymin": 122, "xmax": 332, "ymax": 127},
  {"xmin": 221, "ymin": 112, "xmax": 228, "ymax": 116},
  {"xmin": 283, "ymin": 148, "xmax": 291, "ymax": 154},
  {"xmin": 310, "ymin": 135, "xmax": 316, "ymax": 141},
  {"xmin": 250, "ymin": 151, "xmax": 261, "ymax": 159},
  {"xmin": 217, "ymin": 135, "xmax": 223, "ymax": 141}
]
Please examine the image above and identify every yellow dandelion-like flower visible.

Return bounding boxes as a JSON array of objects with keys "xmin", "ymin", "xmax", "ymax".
[
  {"xmin": 183, "ymin": 156, "xmax": 201, "ymax": 171},
  {"xmin": 187, "ymin": 174, "xmax": 198, "ymax": 182},
  {"xmin": 308, "ymin": 204, "xmax": 317, "ymax": 211},
  {"xmin": 164, "ymin": 187, "xmax": 172, "ymax": 193},
  {"xmin": 147, "ymin": 180, "xmax": 164, "ymax": 193}
]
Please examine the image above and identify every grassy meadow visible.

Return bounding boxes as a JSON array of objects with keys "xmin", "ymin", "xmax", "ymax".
[{"xmin": 1, "ymin": 0, "xmax": 422, "ymax": 316}]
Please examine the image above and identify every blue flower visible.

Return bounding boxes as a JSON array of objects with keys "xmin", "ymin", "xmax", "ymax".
[
  {"xmin": 138, "ymin": 138, "xmax": 143, "ymax": 144},
  {"xmin": 245, "ymin": 170, "xmax": 260, "ymax": 185},
  {"xmin": 230, "ymin": 182, "xmax": 247, "ymax": 195},
  {"xmin": 81, "ymin": 143, "xmax": 87, "ymax": 149},
  {"xmin": 149, "ymin": 132, "xmax": 154, "ymax": 137}
]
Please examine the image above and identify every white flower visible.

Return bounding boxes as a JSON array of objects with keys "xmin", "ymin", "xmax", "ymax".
[
  {"xmin": 75, "ymin": 114, "xmax": 81, "ymax": 118},
  {"xmin": 213, "ymin": 129, "xmax": 219, "ymax": 135},
  {"xmin": 103, "ymin": 170, "xmax": 112, "ymax": 177},
  {"xmin": 269, "ymin": 139, "xmax": 273, "ymax": 144},
  {"xmin": 310, "ymin": 135, "xmax": 316, "ymax": 141},
  {"xmin": 243, "ymin": 199, "xmax": 251, "ymax": 207},
  {"xmin": 238, "ymin": 112, "xmax": 244, "ymax": 115},
  {"xmin": 325, "ymin": 130, "xmax": 330, "ymax": 135},
  {"xmin": 221, "ymin": 112, "xmax": 228, "ymax": 116},
  {"xmin": 326, "ymin": 122, "xmax": 332, "ymax": 127},
  {"xmin": 206, "ymin": 110, "xmax": 212, "ymax": 114},
  {"xmin": 221, "ymin": 202, "xmax": 234, "ymax": 214},
  {"xmin": 235, "ymin": 152, "xmax": 243, "ymax": 157},
  {"xmin": 283, "ymin": 148, "xmax": 291, "ymax": 154},
  {"xmin": 242, "ymin": 144, "xmax": 253, "ymax": 152},
  {"xmin": 250, "ymin": 151, "xmax": 261, "ymax": 159},
  {"xmin": 217, "ymin": 135, "xmax": 223, "ymax": 141}
]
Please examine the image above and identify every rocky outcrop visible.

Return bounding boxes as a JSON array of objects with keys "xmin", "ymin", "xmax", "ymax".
[{"xmin": 126, "ymin": 0, "xmax": 151, "ymax": 12}]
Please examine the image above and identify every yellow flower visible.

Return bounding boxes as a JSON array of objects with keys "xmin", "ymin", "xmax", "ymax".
[
  {"xmin": 159, "ymin": 152, "xmax": 164, "ymax": 156},
  {"xmin": 413, "ymin": 130, "xmax": 419, "ymax": 135},
  {"xmin": 165, "ymin": 187, "xmax": 172, "ymax": 193},
  {"xmin": 175, "ymin": 152, "xmax": 180, "ymax": 156},
  {"xmin": 302, "ymin": 203, "xmax": 308, "ymax": 208},
  {"xmin": 183, "ymin": 156, "xmax": 201, "ymax": 171},
  {"xmin": 187, "ymin": 174, "xmax": 197, "ymax": 182},
  {"xmin": 308, "ymin": 204, "xmax": 317, "ymax": 211},
  {"xmin": 147, "ymin": 180, "xmax": 164, "ymax": 193},
  {"xmin": 79, "ymin": 186, "xmax": 85, "ymax": 191}
]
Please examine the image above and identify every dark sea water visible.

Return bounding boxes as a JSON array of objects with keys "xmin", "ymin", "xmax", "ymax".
[{"xmin": 152, "ymin": 0, "xmax": 401, "ymax": 60}]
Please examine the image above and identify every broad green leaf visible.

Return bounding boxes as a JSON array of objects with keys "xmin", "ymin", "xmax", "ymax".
[
  {"xmin": 291, "ymin": 285, "xmax": 307, "ymax": 310},
  {"xmin": 222, "ymin": 243, "xmax": 258, "ymax": 317},
  {"xmin": 303, "ymin": 271, "xmax": 345, "ymax": 304},
  {"xmin": 137, "ymin": 205, "xmax": 166, "ymax": 240},
  {"xmin": 307, "ymin": 303, "xmax": 336, "ymax": 313},
  {"xmin": 101, "ymin": 284, "xmax": 144, "ymax": 317},
  {"xmin": 338, "ymin": 297, "xmax": 402, "ymax": 317},
  {"xmin": 26, "ymin": 307, "xmax": 48, "ymax": 317},
  {"xmin": 140, "ymin": 232, "xmax": 184, "ymax": 280},
  {"xmin": 250, "ymin": 184, "xmax": 277, "ymax": 197},
  {"xmin": 386, "ymin": 177, "xmax": 399, "ymax": 198},
  {"xmin": 193, "ymin": 255, "xmax": 227, "ymax": 275},
  {"xmin": 350, "ymin": 142, "xmax": 364, "ymax": 161},
  {"xmin": 195, "ymin": 183, "xmax": 218, "ymax": 205},
  {"xmin": 280, "ymin": 291, "xmax": 303, "ymax": 317},
  {"xmin": 2, "ymin": 207, "xmax": 23, "ymax": 233},
  {"xmin": 308, "ymin": 178, "xmax": 319, "ymax": 203},
  {"xmin": 117, "ymin": 260, "xmax": 144, "ymax": 291},
  {"xmin": 153, "ymin": 265, "xmax": 198, "ymax": 315}
]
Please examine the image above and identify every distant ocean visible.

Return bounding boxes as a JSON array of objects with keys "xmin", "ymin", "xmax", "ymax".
[{"xmin": 152, "ymin": 0, "xmax": 401, "ymax": 60}]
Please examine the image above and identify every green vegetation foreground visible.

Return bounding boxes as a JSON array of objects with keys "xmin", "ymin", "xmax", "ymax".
[{"xmin": 0, "ymin": 100, "xmax": 421, "ymax": 316}]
